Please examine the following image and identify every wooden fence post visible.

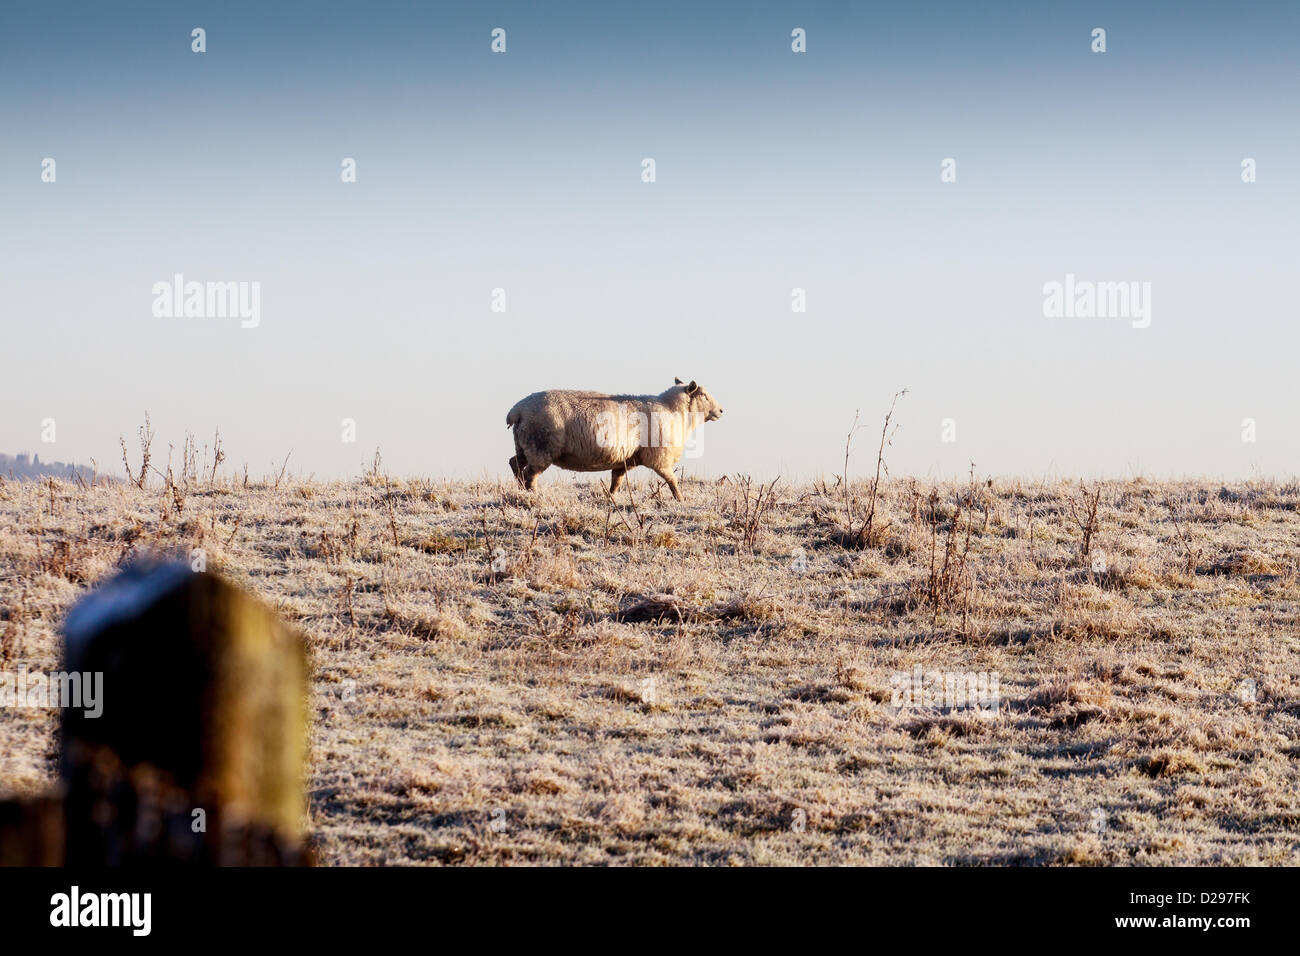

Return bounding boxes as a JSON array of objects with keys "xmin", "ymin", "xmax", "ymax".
[{"xmin": 0, "ymin": 559, "xmax": 311, "ymax": 865}]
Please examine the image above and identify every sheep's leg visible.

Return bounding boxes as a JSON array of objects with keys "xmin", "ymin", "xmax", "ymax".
[
  {"xmin": 508, "ymin": 454, "xmax": 527, "ymax": 488},
  {"xmin": 609, "ymin": 463, "xmax": 629, "ymax": 495},
  {"xmin": 523, "ymin": 461, "xmax": 548, "ymax": 491},
  {"xmin": 651, "ymin": 466, "xmax": 682, "ymax": 501}
]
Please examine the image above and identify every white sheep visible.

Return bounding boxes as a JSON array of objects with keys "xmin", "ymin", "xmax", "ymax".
[{"xmin": 505, "ymin": 378, "xmax": 723, "ymax": 500}]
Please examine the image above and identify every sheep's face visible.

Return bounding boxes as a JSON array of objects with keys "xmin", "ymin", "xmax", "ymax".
[{"xmin": 677, "ymin": 379, "xmax": 723, "ymax": 423}]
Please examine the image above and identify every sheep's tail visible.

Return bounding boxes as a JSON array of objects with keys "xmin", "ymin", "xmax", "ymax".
[{"xmin": 506, "ymin": 405, "xmax": 523, "ymax": 429}]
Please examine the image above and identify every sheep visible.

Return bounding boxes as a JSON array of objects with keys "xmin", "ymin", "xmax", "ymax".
[{"xmin": 506, "ymin": 378, "xmax": 723, "ymax": 500}]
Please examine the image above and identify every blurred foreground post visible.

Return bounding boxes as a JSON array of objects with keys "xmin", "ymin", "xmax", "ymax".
[{"xmin": 0, "ymin": 560, "xmax": 311, "ymax": 865}]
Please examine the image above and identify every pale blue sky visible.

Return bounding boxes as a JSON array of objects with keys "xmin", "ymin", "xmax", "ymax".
[{"xmin": 2, "ymin": 1, "xmax": 1297, "ymax": 481}]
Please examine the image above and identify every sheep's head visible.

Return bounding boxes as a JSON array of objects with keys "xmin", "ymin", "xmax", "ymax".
[{"xmin": 674, "ymin": 377, "xmax": 723, "ymax": 422}]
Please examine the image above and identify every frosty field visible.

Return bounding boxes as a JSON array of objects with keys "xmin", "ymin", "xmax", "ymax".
[{"xmin": 1, "ymin": 471, "xmax": 1297, "ymax": 865}]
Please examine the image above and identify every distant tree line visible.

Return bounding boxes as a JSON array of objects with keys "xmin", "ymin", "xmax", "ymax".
[{"xmin": 0, "ymin": 452, "xmax": 96, "ymax": 482}]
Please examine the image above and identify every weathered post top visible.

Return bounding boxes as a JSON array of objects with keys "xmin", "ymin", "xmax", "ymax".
[{"xmin": 57, "ymin": 558, "xmax": 310, "ymax": 865}]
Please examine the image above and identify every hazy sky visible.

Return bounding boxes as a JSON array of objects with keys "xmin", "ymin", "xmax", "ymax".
[{"xmin": 3, "ymin": 1, "xmax": 1297, "ymax": 482}]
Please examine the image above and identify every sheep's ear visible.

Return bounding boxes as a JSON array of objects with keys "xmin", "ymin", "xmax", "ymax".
[
  {"xmin": 687, "ymin": 380, "xmax": 699, "ymax": 394},
  {"xmin": 674, "ymin": 377, "xmax": 684, "ymax": 385}
]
